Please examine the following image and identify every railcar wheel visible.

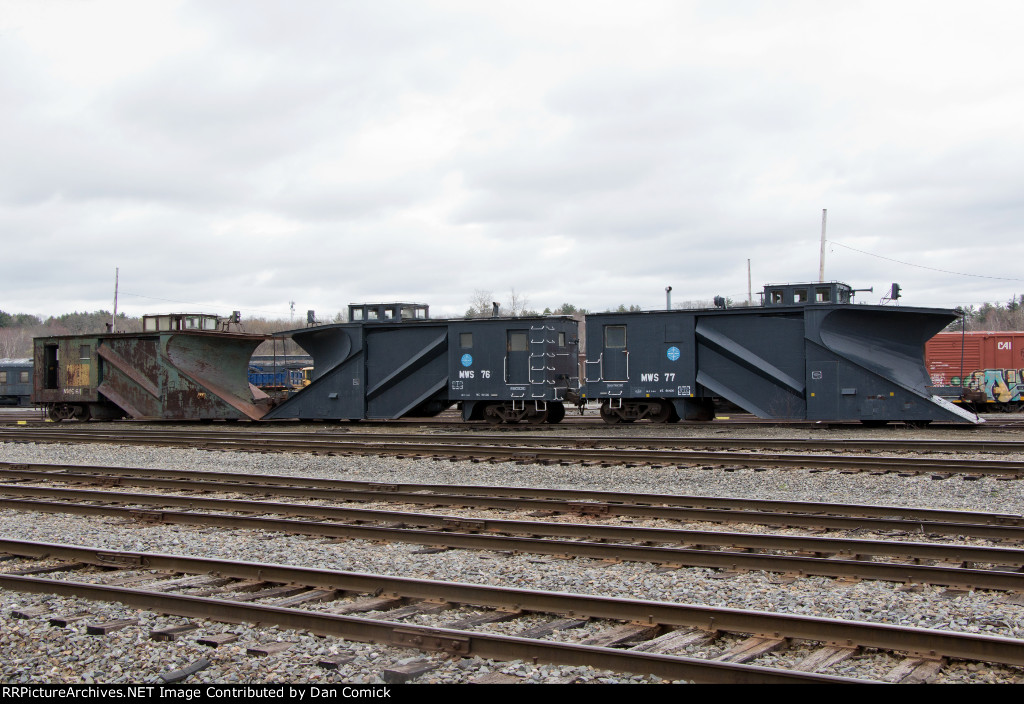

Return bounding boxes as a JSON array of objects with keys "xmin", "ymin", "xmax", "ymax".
[
  {"xmin": 546, "ymin": 402, "xmax": 566, "ymax": 424},
  {"xmin": 649, "ymin": 401, "xmax": 673, "ymax": 423},
  {"xmin": 47, "ymin": 404, "xmax": 76, "ymax": 422},
  {"xmin": 600, "ymin": 403, "xmax": 622, "ymax": 424},
  {"xmin": 483, "ymin": 404, "xmax": 504, "ymax": 425}
]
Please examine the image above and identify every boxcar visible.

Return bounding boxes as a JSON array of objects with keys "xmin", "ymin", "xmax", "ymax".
[{"xmin": 926, "ymin": 331, "xmax": 1024, "ymax": 411}]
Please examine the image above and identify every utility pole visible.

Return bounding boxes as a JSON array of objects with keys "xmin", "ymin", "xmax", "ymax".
[
  {"xmin": 747, "ymin": 259, "xmax": 752, "ymax": 306},
  {"xmin": 111, "ymin": 268, "xmax": 119, "ymax": 332},
  {"xmin": 818, "ymin": 209, "xmax": 827, "ymax": 283}
]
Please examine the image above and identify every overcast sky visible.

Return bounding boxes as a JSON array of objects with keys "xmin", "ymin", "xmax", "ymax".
[{"xmin": 3, "ymin": 0, "xmax": 1024, "ymax": 321}]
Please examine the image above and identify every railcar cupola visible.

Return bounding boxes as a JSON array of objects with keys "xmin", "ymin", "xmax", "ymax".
[
  {"xmin": 347, "ymin": 303, "xmax": 429, "ymax": 322},
  {"xmin": 760, "ymin": 282, "xmax": 854, "ymax": 307},
  {"xmin": 141, "ymin": 313, "xmax": 223, "ymax": 332}
]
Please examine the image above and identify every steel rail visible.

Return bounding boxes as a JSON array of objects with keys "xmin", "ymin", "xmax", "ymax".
[
  {"xmin": 4, "ymin": 539, "xmax": 1024, "ymax": 672},
  {"xmin": 4, "ymin": 491, "xmax": 1024, "ymax": 591},
  {"xmin": 3, "ymin": 483, "xmax": 1024, "ymax": 567},
  {"xmin": 4, "ymin": 428, "xmax": 1024, "ymax": 475},
  {"xmin": 8, "ymin": 426, "xmax": 1024, "ymax": 454},
  {"xmin": 0, "ymin": 574, "xmax": 846, "ymax": 684},
  {"xmin": 3, "ymin": 461, "xmax": 1023, "ymax": 537}
]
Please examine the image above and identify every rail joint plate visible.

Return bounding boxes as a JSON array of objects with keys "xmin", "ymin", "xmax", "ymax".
[
  {"xmin": 568, "ymin": 502, "xmax": 611, "ymax": 516},
  {"xmin": 96, "ymin": 551, "xmax": 150, "ymax": 567},
  {"xmin": 129, "ymin": 510, "xmax": 167, "ymax": 524},
  {"xmin": 392, "ymin": 627, "xmax": 471, "ymax": 655}
]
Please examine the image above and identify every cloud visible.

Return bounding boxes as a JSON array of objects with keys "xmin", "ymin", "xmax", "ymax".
[{"xmin": 2, "ymin": 0, "xmax": 1024, "ymax": 319}]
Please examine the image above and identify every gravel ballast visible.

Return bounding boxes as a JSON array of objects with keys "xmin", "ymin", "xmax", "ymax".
[{"xmin": 2, "ymin": 427, "xmax": 1024, "ymax": 684}]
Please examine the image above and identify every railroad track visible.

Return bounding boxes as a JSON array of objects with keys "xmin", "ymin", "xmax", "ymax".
[
  {"xmin": 5, "ymin": 460, "xmax": 1023, "ymax": 531},
  {"xmin": 4, "ymin": 462, "xmax": 1024, "ymax": 591},
  {"xmin": 4, "ymin": 422, "xmax": 1024, "ymax": 683},
  {"xmin": 4, "ymin": 428, "xmax": 1024, "ymax": 476},
  {"xmin": 1, "ymin": 405, "xmax": 1020, "ymax": 429},
  {"xmin": 5, "ymin": 539, "xmax": 1024, "ymax": 684},
  {"xmin": 8, "ymin": 426, "xmax": 1024, "ymax": 454}
]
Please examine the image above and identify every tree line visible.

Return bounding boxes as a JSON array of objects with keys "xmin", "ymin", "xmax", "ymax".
[
  {"xmin": 948, "ymin": 295, "xmax": 1024, "ymax": 332},
  {"xmin": 0, "ymin": 310, "xmax": 301, "ymax": 358},
  {"xmin": 0, "ymin": 311, "xmax": 137, "ymax": 358},
  {"xmin": 6, "ymin": 291, "xmax": 1016, "ymax": 359},
  {"xmin": 462, "ymin": 289, "xmax": 715, "ymax": 319}
]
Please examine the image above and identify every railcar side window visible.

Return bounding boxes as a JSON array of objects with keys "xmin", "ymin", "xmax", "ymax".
[
  {"xmin": 508, "ymin": 332, "xmax": 528, "ymax": 351},
  {"xmin": 460, "ymin": 333, "xmax": 473, "ymax": 348},
  {"xmin": 558, "ymin": 332, "xmax": 566, "ymax": 347},
  {"xmin": 795, "ymin": 289, "xmax": 808, "ymax": 303},
  {"xmin": 19, "ymin": 371, "xmax": 29, "ymax": 383},
  {"xmin": 771, "ymin": 290, "xmax": 784, "ymax": 304},
  {"xmin": 605, "ymin": 325, "xmax": 626, "ymax": 349},
  {"xmin": 816, "ymin": 288, "xmax": 831, "ymax": 302},
  {"xmin": 0, "ymin": 372, "xmax": 6, "ymax": 383},
  {"xmin": 79, "ymin": 345, "xmax": 90, "ymax": 360}
]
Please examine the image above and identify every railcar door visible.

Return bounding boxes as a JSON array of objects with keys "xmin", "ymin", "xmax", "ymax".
[
  {"xmin": 602, "ymin": 324, "xmax": 629, "ymax": 381},
  {"xmin": 806, "ymin": 361, "xmax": 839, "ymax": 420},
  {"xmin": 505, "ymin": 330, "xmax": 530, "ymax": 384},
  {"xmin": 44, "ymin": 344, "xmax": 59, "ymax": 389}
]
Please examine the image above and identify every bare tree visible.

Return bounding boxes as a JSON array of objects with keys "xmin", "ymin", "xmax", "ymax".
[
  {"xmin": 505, "ymin": 288, "xmax": 531, "ymax": 317},
  {"xmin": 0, "ymin": 328, "xmax": 29, "ymax": 358},
  {"xmin": 465, "ymin": 289, "xmax": 498, "ymax": 318}
]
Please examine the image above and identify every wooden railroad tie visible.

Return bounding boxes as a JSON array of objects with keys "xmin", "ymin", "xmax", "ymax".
[
  {"xmin": 86, "ymin": 618, "xmax": 139, "ymax": 635},
  {"xmin": 150, "ymin": 624, "xmax": 201, "ymax": 641},
  {"xmin": 247, "ymin": 642, "xmax": 297, "ymax": 657},
  {"xmin": 382, "ymin": 660, "xmax": 439, "ymax": 684},
  {"xmin": 714, "ymin": 636, "xmax": 788, "ymax": 664}
]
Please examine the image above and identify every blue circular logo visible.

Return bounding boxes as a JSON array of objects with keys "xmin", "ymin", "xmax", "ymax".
[
  {"xmin": 667, "ymin": 346, "xmax": 680, "ymax": 361},
  {"xmin": 461, "ymin": 354, "xmax": 473, "ymax": 367}
]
